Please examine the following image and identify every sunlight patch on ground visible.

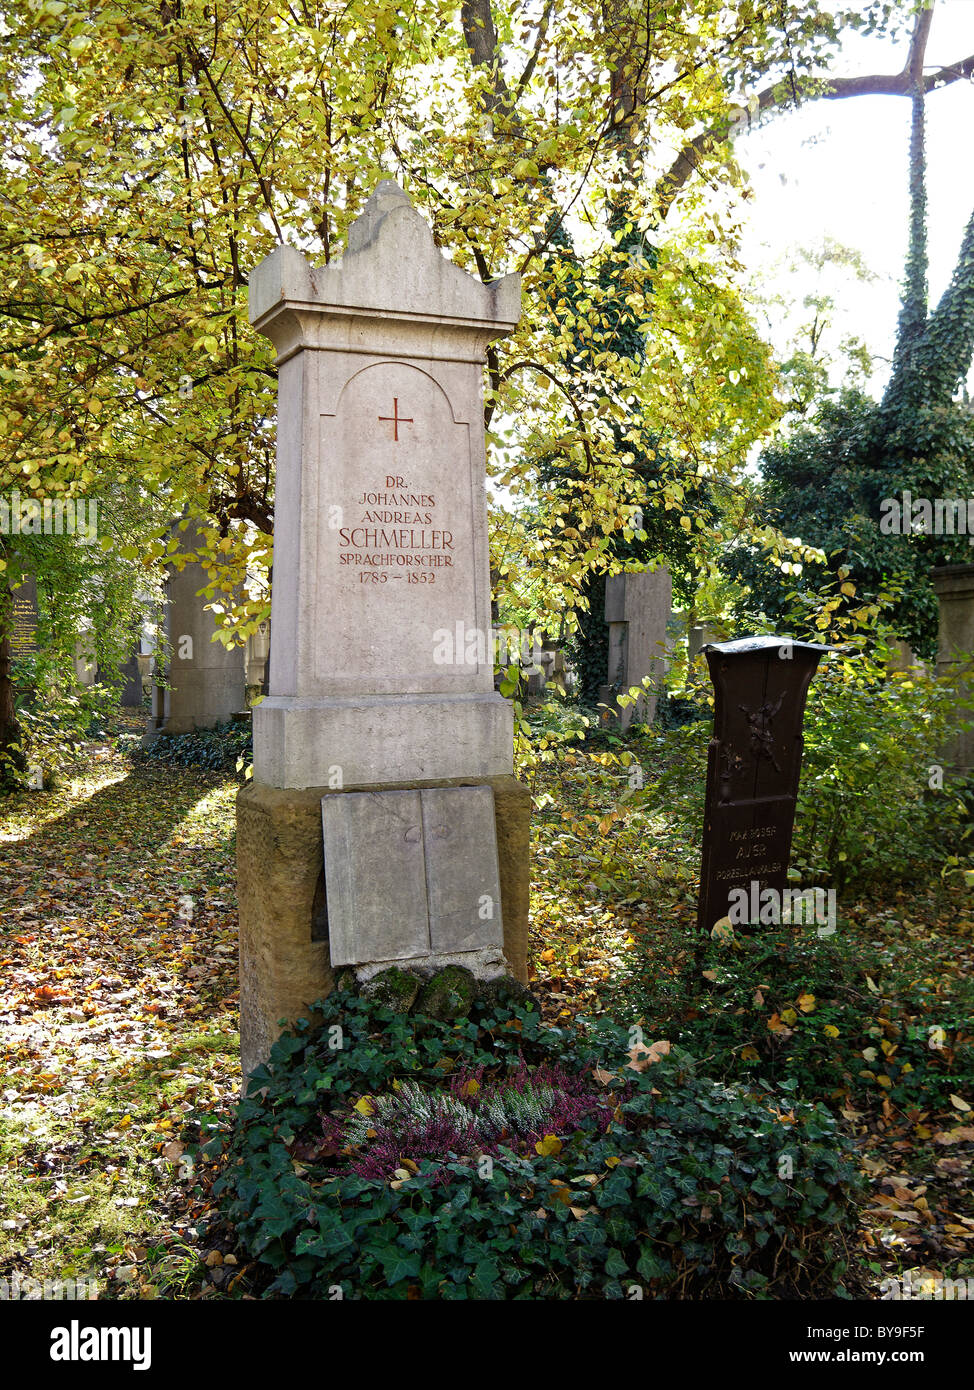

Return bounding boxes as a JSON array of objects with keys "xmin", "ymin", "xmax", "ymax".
[{"xmin": 0, "ymin": 765, "xmax": 128, "ymax": 843}]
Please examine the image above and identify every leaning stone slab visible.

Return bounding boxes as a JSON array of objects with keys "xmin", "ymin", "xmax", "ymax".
[
  {"xmin": 322, "ymin": 785, "xmax": 503, "ymax": 968},
  {"xmin": 322, "ymin": 789, "xmax": 430, "ymax": 966}
]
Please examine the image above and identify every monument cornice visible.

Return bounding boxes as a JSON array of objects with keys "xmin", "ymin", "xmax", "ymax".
[
  {"xmin": 248, "ymin": 180, "xmax": 520, "ymax": 369},
  {"xmin": 251, "ymin": 300, "xmax": 509, "ymax": 368}
]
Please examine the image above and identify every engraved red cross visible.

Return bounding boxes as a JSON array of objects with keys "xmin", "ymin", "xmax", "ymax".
[{"xmin": 378, "ymin": 397, "xmax": 413, "ymax": 441}]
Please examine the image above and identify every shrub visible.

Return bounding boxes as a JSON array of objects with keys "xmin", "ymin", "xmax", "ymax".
[
  {"xmin": 132, "ymin": 720, "xmax": 252, "ymax": 774},
  {"xmin": 606, "ymin": 918, "xmax": 974, "ymax": 1112},
  {"xmin": 640, "ymin": 647, "xmax": 971, "ymax": 892},
  {"xmin": 1, "ymin": 665, "xmax": 118, "ymax": 789},
  {"xmin": 795, "ymin": 646, "xmax": 971, "ymax": 890},
  {"xmin": 210, "ymin": 989, "xmax": 864, "ymax": 1300}
]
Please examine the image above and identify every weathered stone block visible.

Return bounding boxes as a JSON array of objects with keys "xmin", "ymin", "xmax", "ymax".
[
  {"xmin": 237, "ymin": 773, "xmax": 530, "ymax": 1074},
  {"xmin": 360, "ymin": 967, "xmax": 423, "ymax": 1012},
  {"xmin": 416, "ymin": 965, "xmax": 475, "ymax": 1021},
  {"xmin": 932, "ymin": 563, "xmax": 974, "ymax": 773}
]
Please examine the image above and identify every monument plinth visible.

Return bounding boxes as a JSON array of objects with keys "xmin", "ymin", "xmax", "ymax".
[{"xmin": 238, "ymin": 182, "xmax": 530, "ymax": 1074}]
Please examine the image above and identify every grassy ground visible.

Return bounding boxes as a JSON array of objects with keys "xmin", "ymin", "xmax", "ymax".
[{"xmin": 0, "ymin": 712, "xmax": 971, "ymax": 1299}]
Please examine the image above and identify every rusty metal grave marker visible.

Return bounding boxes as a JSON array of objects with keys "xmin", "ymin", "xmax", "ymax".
[{"xmin": 696, "ymin": 636, "xmax": 836, "ymax": 935}]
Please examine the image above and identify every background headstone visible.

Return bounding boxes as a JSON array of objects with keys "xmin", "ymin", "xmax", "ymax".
[
  {"xmin": 599, "ymin": 566, "xmax": 671, "ymax": 729},
  {"xmin": 932, "ymin": 562, "xmax": 974, "ymax": 773},
  {"xmin": 74, "ymin": 629, "xmax": 97, "ymax": 687},
  {"xmin": 9, "ymin": 576, "xmax": 39, "ymax": 657},
  {"xmin": 148, "ymin": 520, "xmax": 246, "ymax": 736},
  {"xmin": 696, "ymin": 636, "xmax": 835, "ymax": 935},
  {"xmin": 688, "ymin": 622, "xmax": 722, "ymax": 662},
  {"xmin": 246, "ymin": 620, "xmax": 270, "ymax": 692},
  {"xmin": 118, "ymin": 647, "xmax": 145, "ymax": 706}
]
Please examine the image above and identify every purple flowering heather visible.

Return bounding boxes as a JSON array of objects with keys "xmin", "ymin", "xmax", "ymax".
[{"xmin": 320, "ymin": 1061, "xmax": 614, "ymax": 1182}]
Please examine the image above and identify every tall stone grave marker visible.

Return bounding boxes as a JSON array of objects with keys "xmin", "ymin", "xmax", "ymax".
[
  {"xmin": 237, "ymin": 181, "xmax": 531, "ymax": 1074},
  {"xmin": 118, "ymin": 645, "xmax": 145, "ymax": 706},
  {"xmin": 696, "ymin": 636, "xmax": 835, "ymax": 935},
  {"xmin": 932, "ymin": 563, "xmax": 974, "ymax": 774},
  {"xmin": 599, "ymin": 566, "xmax": 671, "ymax": 729},
  {"xmin": 147, "ymin": 520, "xmax": 246, "ymax": 737}
]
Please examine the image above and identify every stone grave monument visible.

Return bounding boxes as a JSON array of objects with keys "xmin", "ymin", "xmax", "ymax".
[
  {"xmin": 147, "ymin": 520, "xmax": 247, "ymax": 737},
  {"xmin": 599, "ymin": 566, "xmax": 671, "ymax": 729},
  {"xmin": 236, "ymin": 180, "xmax": 531, "ymax": 1075},
  {"xmin": 245, "ymin": 619, "xmax": 271, "ymax": 694},
  {"xmin": 118, "ymin": 646, "xmax": 145, "ymax": 706},
  {"xmin": 932, "ymin": 563, "xmax": 974, "ymax": 774},
  {"xmin": 696, "ymin": 636, "xmax": 835, "ymax": 935}
]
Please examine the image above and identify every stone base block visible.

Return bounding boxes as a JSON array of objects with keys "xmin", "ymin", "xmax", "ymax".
[
  {"xmin": 252, "ymin": 691, "xmax": 513, "ymax": 788},
  {"xmin": 236, "ymin": 773, "xmax": 531, "ymax": 1076}
]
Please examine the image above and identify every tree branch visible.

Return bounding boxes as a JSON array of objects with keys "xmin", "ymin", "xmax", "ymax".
[{"xmin": 657, "ymin": 11, "xmax": 972, "ymax": 220}]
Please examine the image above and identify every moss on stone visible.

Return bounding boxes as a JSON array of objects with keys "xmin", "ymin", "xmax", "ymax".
[
  {"xmin": 416, "ymin": 966, "xmax": 476, "ymax": 1021},
  {"xmin": 478, "ymin": 973, "xmax": 537, "ymax": 1013},
  {"xmin": 362, "ymin": 967, "xmax": 423, "ymax": 1012}
]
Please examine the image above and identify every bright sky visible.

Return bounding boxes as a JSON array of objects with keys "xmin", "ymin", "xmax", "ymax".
[{"xmin": 736, "ymin": 0, "xmax": 974, "ymax": 398}]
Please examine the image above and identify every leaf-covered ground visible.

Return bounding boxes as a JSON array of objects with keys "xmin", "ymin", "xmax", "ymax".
[
  {"xmin": 0, "ymin": 717, "xmax": 971, "ymax": 1299},
  {"xmin": 0, "ymin": 715, "xmax": 241, "ymax": 1298},
  {"xmin": 527, "ymin": 742, "xmax": 974, "ymax": 1298}
]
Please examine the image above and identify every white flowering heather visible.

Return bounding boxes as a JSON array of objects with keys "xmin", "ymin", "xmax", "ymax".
[
  {"xmin": 475, "ymin": 1081, "xmax": 560, "ymax": 1139},
  {"xmin": 333, "ymin": 1064, "xmax": 615, "ymax": 1181},
  {"xmin": 345, "ymin": 1084, "xmax": 475, "ymax": 1147}
]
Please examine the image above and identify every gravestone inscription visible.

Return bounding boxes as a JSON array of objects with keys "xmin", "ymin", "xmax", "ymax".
[
  {"xmin": 696, "ymin": 636, "xmax": 835, "ymax": 934},
  {"xmin": 9, "ymin": 577, "xmax": 39, "ymax": 657}
]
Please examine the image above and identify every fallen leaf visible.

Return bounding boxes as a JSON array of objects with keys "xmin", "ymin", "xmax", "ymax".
[{"xmin": 535, "ymin": 1134, "xmax": 563, "ymax": 1157}]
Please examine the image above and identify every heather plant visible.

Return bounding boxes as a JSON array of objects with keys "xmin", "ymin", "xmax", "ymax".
[{"xmin": 328, "ymin": 1063, "xmax": 614, "ymax": 1181}]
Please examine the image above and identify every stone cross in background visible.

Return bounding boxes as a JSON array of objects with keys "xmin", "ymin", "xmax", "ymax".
[
  {"xmin": 696, "ymin": 636, "xmax": 835, "ymax": 936},
  {"xmin": 237, "ymin": 181, "xmax": 531, "ymax": 1073}
]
